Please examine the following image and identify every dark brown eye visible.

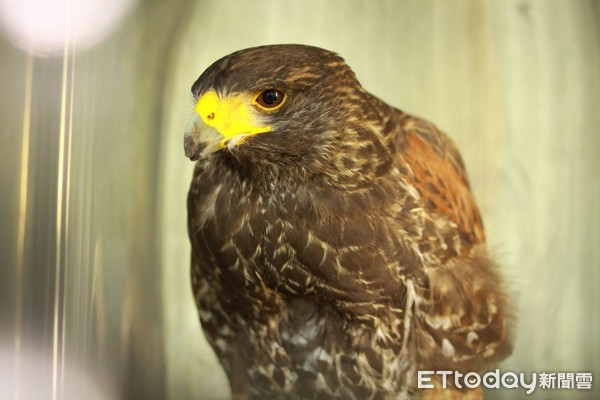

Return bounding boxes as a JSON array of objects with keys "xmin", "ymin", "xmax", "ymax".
[{"xmin": 255, "ymin": 89, "xmax": 285, "ymax": 109}]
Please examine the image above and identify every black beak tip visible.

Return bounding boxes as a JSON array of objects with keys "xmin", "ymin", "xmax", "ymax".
[{"xmin": 184, "ymin": 136, "xmax": 200, "ymax": 161}]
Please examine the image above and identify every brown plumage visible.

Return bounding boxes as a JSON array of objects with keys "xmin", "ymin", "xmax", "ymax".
[{"xmin": 184, "ymin": 44, "xmax": 513, "ymax": 400}]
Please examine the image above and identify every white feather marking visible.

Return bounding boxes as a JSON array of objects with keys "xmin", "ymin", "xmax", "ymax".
[
  {"xmin": 195, "ymin": 184, "xmax": 222, "ymax": 228},
  {"xmin": 466, "ymin": 331, "xmax": 479, "ymax": 347},
  {"xmin": 442, "ymin": 338, "xmax": 455, "ymax": 358},
  {"xmin": 290, "ymin": 334, "xmax": 308, "ymax": 346},
  {"xmin": 401, "ymin": 279, "xmax": 416, "ymax": 352},
  {"xmin": 214, "ymin": 338, "xmax": 228, "ymax": 351},
  {"xmin": 317, "ymin": 349, "xmax": 333, "ymax": 364}
]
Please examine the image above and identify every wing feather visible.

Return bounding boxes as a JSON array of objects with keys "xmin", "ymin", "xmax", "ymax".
[{"xmin": 398, "ymin": 116, "xmax": 513, "ymax": 373}]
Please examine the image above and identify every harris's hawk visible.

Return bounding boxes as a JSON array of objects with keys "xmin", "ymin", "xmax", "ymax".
[{"xmin": 184, "ymin": 44, "xmax": 513, "ymax": 400}]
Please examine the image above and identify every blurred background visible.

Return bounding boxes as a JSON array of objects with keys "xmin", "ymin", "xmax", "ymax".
[{"xmin": 0, "ymin": 0, "xmax": 598, "ymax": 399}]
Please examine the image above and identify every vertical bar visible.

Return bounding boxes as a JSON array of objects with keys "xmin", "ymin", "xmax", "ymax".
[
  {"xmin": 15, "ymin": 52, "xmax": 34, "ymax": 400},
  {"xmin": 53, "ymin": 0, "xmax": 72, "ymax": 396}
]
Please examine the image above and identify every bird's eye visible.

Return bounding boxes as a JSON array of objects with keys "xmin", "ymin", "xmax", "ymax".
[{"xmin": 255, "ymin": 89, "xmax": 286, "ymax": 109}]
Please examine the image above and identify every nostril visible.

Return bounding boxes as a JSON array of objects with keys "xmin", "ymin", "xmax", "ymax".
[{"xmin": 207, "ymin": 112, "xmax": 215, "ymax": 120}]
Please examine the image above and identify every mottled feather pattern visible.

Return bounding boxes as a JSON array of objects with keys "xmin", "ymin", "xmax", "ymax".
[{"xmin": 186, "ymin": 45, "xmax": 513, "ymax": 399}]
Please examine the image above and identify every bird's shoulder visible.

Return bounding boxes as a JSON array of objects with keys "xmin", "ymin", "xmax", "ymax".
[
  {"xmin": 378, "ymin": 111, "xmax": 514, "ymax": 373},
  {"xmin": 386, "ymin": 112, "xmax": 485, "ymax": 247}
]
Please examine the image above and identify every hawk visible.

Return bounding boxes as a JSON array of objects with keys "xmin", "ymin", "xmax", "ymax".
[{"xmin": 184, "ymin": 44, "xmax": 512, "ymax": 399}]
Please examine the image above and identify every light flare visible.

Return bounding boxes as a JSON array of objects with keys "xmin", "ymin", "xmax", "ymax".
[{"xmin": 0, "ymin": 0, "xmax": 136, "ymax": 55}]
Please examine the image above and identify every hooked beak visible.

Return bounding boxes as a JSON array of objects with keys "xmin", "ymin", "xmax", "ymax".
[
  {"xmin": 183, "ymin": 112, "xmax": 225, "ymax": 161},
  {"xmin": 183, "ymin": 90, "xmax": 272, "ymax": 162}
]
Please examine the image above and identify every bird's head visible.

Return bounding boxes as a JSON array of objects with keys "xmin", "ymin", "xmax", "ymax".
[{"xmin": 183, "ymin": 44, "xmax": 366, "ymax": 168}]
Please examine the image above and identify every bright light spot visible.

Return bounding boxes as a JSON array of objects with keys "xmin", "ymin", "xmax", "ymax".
[
  {"xmin": 0, "ymin": 0, "xmax": 136, "ymax": 56},
  {"xmin": 0, "ymin": 341, "xmax": 115, "ymax": 399}
]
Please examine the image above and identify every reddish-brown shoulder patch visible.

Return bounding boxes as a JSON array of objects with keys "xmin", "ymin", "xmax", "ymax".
[{"xmin": 403, "ymin": 132, "xmax": 485, "ymax": 245}]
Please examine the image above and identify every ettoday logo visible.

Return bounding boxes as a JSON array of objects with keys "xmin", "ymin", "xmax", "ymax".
[{"xmin": 417, "ymin": 369, "xmax": 593, "ymax": 395}]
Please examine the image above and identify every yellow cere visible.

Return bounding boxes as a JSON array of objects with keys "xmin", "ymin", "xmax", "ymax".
[{"xmin": 194, "ymin": 91, "xmax": 271, "ymax": 144}]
